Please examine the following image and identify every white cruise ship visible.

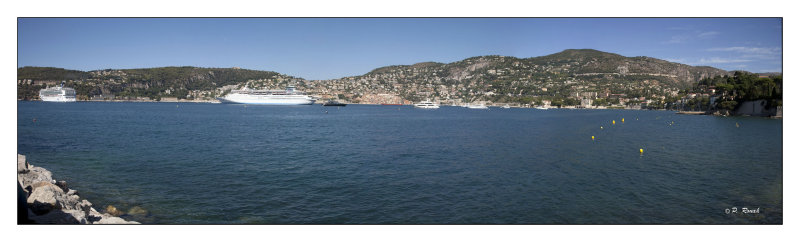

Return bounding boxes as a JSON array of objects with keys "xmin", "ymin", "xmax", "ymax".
[
  {"xmin": 413, "ymin": 100, "xmax": 439, "ymax": 109},
  {"xmin": 217, "ymin": 86, "xmax": 315, "ymax": 105},
  {"xmin": 39, "ymin": 84, "xmax": 77, "ymax": 102}
]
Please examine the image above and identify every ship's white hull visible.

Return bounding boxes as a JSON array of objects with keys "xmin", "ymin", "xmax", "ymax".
[
  {"xmin": 40, "ymin": 85, "xmax": 77, "ymax": 102},
  {"xmin": 414, "ymin": 104, "xmax": 439, "ymax": 109},
  {"xmin": 217, "ymin": 93, "xmax": 315, "ymax": 105},
  {"xmin": 413, "ymin": 100, "xmax": 439, "ymax": 109},
  {"xmin": 40, "ymin": 95, "xmax": 76, "ymax": 102}
]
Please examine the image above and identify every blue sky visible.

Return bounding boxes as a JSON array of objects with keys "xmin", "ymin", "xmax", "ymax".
[{"xmin": 18, "ymin": 18, "xmax": 782, "ymax": 80}]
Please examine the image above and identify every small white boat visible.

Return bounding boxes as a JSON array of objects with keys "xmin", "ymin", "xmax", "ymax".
[
  {"xmin": 535, "ymin": 106, "xmax": 548, "ymax": 110},
  {"xmin": 413, "ymin": 100, "xmax": 440, "ymax": 109},
  {"xmin": 501, "ymin": 104, "xmax": 511, "ymax": 109}
]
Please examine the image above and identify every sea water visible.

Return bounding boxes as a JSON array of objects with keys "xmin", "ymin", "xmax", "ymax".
[{"xmin": 17, "ymin": 102, "xmax": 782, "ymax": 224}]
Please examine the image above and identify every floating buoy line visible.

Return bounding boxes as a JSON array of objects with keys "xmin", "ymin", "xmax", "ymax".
[{"xmin": 591, "ymin": 115, "xmax": 654, "ymax": 156}]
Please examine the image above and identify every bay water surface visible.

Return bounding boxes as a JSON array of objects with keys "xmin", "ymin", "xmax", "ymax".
[{"xmin": 17, "ymin": 102, "xmax": 782, "ymax": 224}]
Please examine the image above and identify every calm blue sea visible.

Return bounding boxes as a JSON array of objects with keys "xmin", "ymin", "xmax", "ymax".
[{"xmin": 17, "ymin": 101, "xmax": 782, "ymax": 224}]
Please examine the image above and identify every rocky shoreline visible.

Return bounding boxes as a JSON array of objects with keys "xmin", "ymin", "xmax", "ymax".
[{"xmin": 17, "ymin": 154, "xmax": 139, "ymax": 224}]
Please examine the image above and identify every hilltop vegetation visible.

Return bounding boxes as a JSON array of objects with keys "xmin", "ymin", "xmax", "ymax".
[
  {"xmin": 17, "ymin": 67, "xmax": 91, "ymax": 81},
  {"xmin": 685, "ymin": 71, "xmax": 782, "ymax": 114}
]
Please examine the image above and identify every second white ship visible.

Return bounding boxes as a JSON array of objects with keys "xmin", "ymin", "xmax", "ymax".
[
  {"xmin": 217, "ymin": 86, "xmax": 315, "ymax": 105},
  {"xmin": 413, "ymin": 100, "xmax": 439, "ymax": 109},
  {"xmin": 39, "ymin": 83, "xmax": 77, "ymax": 102}
]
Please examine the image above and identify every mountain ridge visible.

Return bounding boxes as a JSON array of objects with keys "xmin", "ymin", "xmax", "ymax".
[{"xmin": 18, "ymin": 49, "xmax": 736, "ymax": 105}]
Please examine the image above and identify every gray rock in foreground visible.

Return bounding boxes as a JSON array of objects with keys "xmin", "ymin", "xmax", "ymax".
[
  {"xmin": 18, "ymin": 154, "xmax": 140, "ymax": 224},
  {"xmin": 26, "ymin": 182, "xmax": 64, "ymax": 215}
]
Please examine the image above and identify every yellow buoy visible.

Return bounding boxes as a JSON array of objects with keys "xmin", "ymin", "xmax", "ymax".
[
  {"xmin": 622, "ymin": 118, "xmax": 625, "ymax": 123},
  {"xmin": 640, "ymin": 148, "xmax": 644, "ymax": 154},
  {"xmin": 736, "ymin": 122, "xmax": 740, "ymax": 128},
  {"xmin": 600, "ymin": 126, "xmax": 603, "ymax": 129},
  {"xmin": 591, "ymin": 136, "xmax": 595, "ymax": 140},
  {"xmin": 612, "ymin": 120, "xmax": 616, "ymax": 125}
]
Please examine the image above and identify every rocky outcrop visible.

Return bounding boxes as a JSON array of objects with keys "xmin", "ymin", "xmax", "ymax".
[
  {"xmin": 17, "ymin": 154, "xmax": 29, "ymax": 173},
  {"xmin": 17, "ymin": 154, "xmax": 139, "ymax": 224},
  {"xmin": 105, "ymin": 205, "xmax": 124, "ymax": 217},
  {"xmin": 26, "ymin": 181, "xmax": 64, "ymax": 215}
]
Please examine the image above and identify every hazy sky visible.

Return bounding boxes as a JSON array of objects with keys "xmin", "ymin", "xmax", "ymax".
[{"xmin": 18, "ymin": 18, "xmax": 782, "ymax": 80}]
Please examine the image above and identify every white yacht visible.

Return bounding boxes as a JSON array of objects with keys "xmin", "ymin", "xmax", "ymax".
[
  {"xmin": 39, "ymin": 83, "xmax": 77, "ymax": 102},
  {"xmin": 413, "ymin": 100, "xmax": 440, "ymax": 109},
  {"xmin": 466, "ymin": 103, "xmax": 489, "ymax": 109},
  {"xmin": 217, "ymin": 86, "xmax": 315, "ymax": 105}
]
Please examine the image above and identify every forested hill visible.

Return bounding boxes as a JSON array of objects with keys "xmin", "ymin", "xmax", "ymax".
[
  {"xmin": 319, "ymin": 49, "xmax": 731, "ymax": 104},
  {"xmin": 17, "ymin": 66, "xmax": 303, "ymax": 100},
  {"xmin": 356, "ymin": 49, "xmax": 729, "ymax": 91},
  {"xmin": 17, "ymin": 67, "xmax": 91, "ymax": 81},
  {"xmin": 531, "ymin": 49, "xmax": 728, "ymax": 86}
]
